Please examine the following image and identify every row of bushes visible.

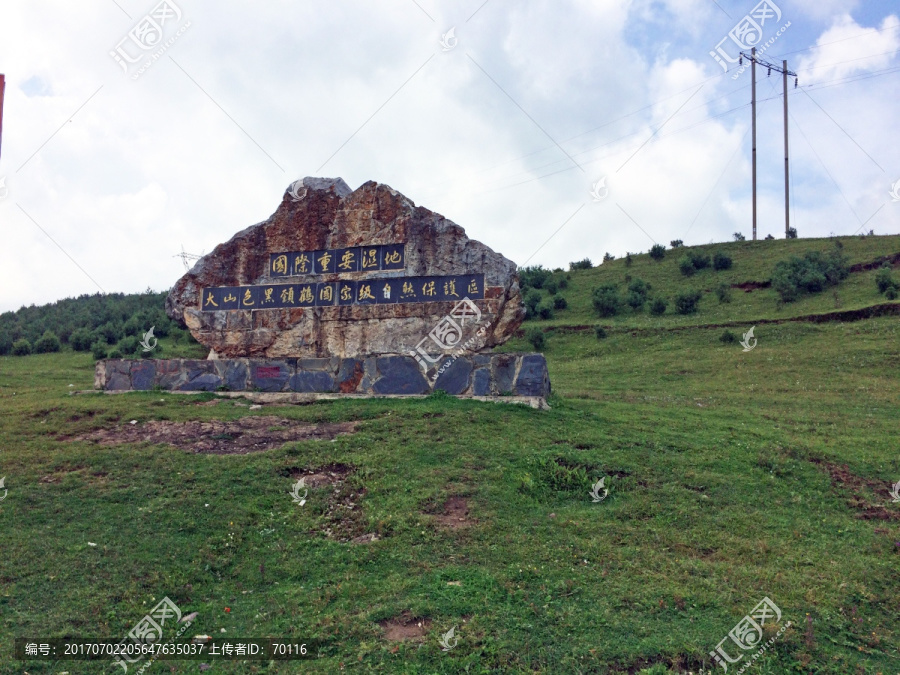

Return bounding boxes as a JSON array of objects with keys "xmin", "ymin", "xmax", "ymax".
[
  {"xmin": 3, "ymin": 326, "xmax": 192, "ymax": 358},
  {"xmin": 771, "ymin": 244, "xmax": 849, "ymax": 302},
  {"xmin": 680, "ymin": 250, "xmax": 733, "ymax": 276},
  {"xmin": 591, "ymin": 279, "xmax": 702, "ymax": 317}
]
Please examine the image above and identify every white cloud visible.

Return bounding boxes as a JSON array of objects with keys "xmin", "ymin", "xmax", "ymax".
[{"xmin": 796, "ymin": 14, "xmax": 900, "ymax": 85}]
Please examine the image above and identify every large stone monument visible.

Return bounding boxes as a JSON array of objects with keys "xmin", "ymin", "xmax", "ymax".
[{"xmin": 95, "ymin": 178, "xmax": 550, "ymax": 400}]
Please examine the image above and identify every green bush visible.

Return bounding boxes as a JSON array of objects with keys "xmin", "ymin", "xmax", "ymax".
[
  {"xmin": 649, "ymin": 297, "xmax": 667, "ymax": 316},
  {"xmin": 520, "ymin": 265, "xmax": 551, "ymax": 290},
  {"xmin": 715, "ymin": 283, "xmax": 732, "ymax": 303},
  {"xmin": 592, "ymin": 284, "xmax": 622, "ymax": 317},
  {"xmin": 33, "ymin": 331, "xmax": 61, "ymax": 354},
  {"xmin": 0, "ymin": 333, "xmax": 11, "ymax": 356},
  {"xmin": 97, "ymin": 321, "xmax": 124, "ymax": 345},
  {"xmin": 625, "ymin": 253, "xmax": 633, "ymax": 267},
  {"xmin": 764, "ymin": 234, "xmax": 775, "ymax": 240},
  {"xmin": 603, "ymin": 252, "xmax": 615, "ymax": 263},
  {"xmin": 713, "ymin": 251, "xmax": 733, "ymax": 270},
  {"xmin": 787, "ymin": 227, "xmax": 798, "ymax": 239},
  {"xmin": 524, "ymin": 289, "xmax": 542, "ymax": 317},
  {"xmin": 679, "ymin": 256, "xmax": 696, "ymax": 277},
  {"xmin": 70, "ymin": 328, "xmax": 94, "ymax": 352},
  {"xmin": 875, "ymin": 265, "xmax": 898, "ymax": 294},
  {"xmin": 525, "ymin": 326, "xmax": 546, "ymax": 350},
  {"xmin": 689, "ymin": 251, "xmax": 711, "ymax": 270},
  {"xmin": 545, "ymin": 279, "xmax": 559, "ymax": 295},
  {"xmin": 569, "ymin": 258, "xmax": 592, "ymax": 270},
  {"xmin": 887, "ymin": 287, "xmax": 898, "ymax": 300},
  {"xmin": 626, "ymin": 291, "xmax": 644, "ymax": 311},
  {"xmin": 733, "ymin": 232, "xmax": 746, "ymax": 242},
  {"xmin": 12, "ymin": 339, "xmax": 32, "ymax": 356},
  {"xmin": 720, "ymin": 329, "xmax": 737, "ymax": 343},
  {"xmin": 91, "ymin": 341, "xmax": 108, "ymax": 360},
  {"xmin": 594, "ymin": 325, "xmax": 607, "ymax": 339},
  {"xmin": 557, "ymin": 277, "xmax": 569, "ymax": 290},
  {"xmin": 627, "ymin": 278, "xmax": 651, "ymax": 300},
  {"xmin": 771, "ymin": 246, "xmax": 849, "ymax": 302},
  {"xmin": 108, "ymin": 348, "xmax": 124, "ymax": 359},
  {"xmin": 670, "ymin": 239, "xmax": 683, "ymax": 248},
  {"xmin": 674, "ymin": 290, "xmax": 701, "ymax": 315},
  {"xmin": 537, "ymin": 303, "xmax": 554, "ymax": 320},
  {"xmin": 553, "ymin": 296, "xmax": 568, "ymax": 310},
  {"xmin": 118, "ymin": 336, "xmax": 139, "ymax": 356},
  {"xmin": 649, "ymin": 244, "xmax": 666, "ymax": 261}
]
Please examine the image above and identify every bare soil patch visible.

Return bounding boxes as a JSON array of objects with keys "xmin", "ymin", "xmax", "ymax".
[
  {"xmin": 432, "ymin": 496, "xmax": 474, "ymax": 529},
  {"xmin": 810, "ymin": 457, "xmax": 899, "ymax": 521},
  {"xmin": 379, "ymin": 613, "xmax": 432, "ymax": 641},
  {"xmin": 72, "ymin": 417, "xmax": 359, "ymax": 454}
]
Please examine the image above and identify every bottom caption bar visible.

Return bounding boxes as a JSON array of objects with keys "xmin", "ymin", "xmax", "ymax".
[{"xmin": 15, "ymin": 638, "xmax": 318, "ymax": 660}]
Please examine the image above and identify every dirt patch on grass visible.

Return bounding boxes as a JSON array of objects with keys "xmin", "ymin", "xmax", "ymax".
[
  {"xmin": 71, "ymin": 417, "xmax": 359, "ymax": 454},
  {"xmin": 279, "ymin": 463, "xmax": 354, "ymax": 487},
  {"xmin": 810, "ymin": 458, "xmax": 900, "ymax": 521},
  {"xmin": 431, "ymin": 496, "xmax": 474, "ymax": 529},
  {"xmin": 379, "ymin": 613, "xmax": 432, "ymax": 641}
]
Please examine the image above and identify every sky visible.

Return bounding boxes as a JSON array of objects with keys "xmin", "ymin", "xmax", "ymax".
[{"xmin": 0, "ymin": 0, "xmax": 898, "ymax": 312}]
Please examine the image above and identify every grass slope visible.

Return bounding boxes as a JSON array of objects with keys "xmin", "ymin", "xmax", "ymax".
[{"xmin": 1, "ymin": 236, "xmax": 898, "ymax": 674}]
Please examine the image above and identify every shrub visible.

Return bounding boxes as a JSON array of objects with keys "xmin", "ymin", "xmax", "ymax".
[
  {"xmin": 594, "ymin": 325, "xmax": 607, "ymax": 339},
  {"xmin": 12, "ymin": 339, "xmax": 32, "ymax": 356},
  {"xmin": 690, "ymin": 251, "xmax": 711, "ymax": 270},
  {"xmin": 520, "ymin": 265, "xmax": 551, "ymax": 290},
  {"xmin": 764, "ymin": 234, "xmax": 774, "ymax": 240},
  {"xmin": 537, "ymin": 303, "xmax": 554, "ymax": 320},
  {"xmin": 553, "ymin": 296, "xmax": 568, "ymax": 310},
  {"xmin": 679, "ymin": 256, "xmax": 696, "ymax": 277},
  {"xmin": 887, "ymin": 287, "xmax": 898, "ymax": 300},
  {"xmin": 626, "ymin": 291, "xmax": 645, "ymax": 311},
  {"xmin": 627, "ymin": 278, "xmax": 651, "ymax": 300},
  {"xmin": 875, "ymin": 265, "xmax": 898, "ymax": 294},
  {"xmin": 720, "ymin": 330, "xmax": 737, "ymax": 343},
  {"xmin": 108, "ymin": 348, "xmax": 124, "ymax": 359},
  {"xmin": 569, "ymin": 258, "xmax": 592, "ymax": 270},
  {"xmin": 0, "ymin": 333, "xmax": 11, "ymax": 356},
  {"xmin": 715, "ymin": 283, "xmax": 732, "ymax": 303},
  {"xmin": 603, "ymin": 252, "xmax": 615, "ymax": 263},
  {"xmin": 70, "ymin": 328, "xmax": 94, "ymax": 352},
  {"xmin": 91, "ymin": 341, "xmax": 108, "ymax": 360},
  {"xmin": 592, "ymin": 284, "xmax": 622, "ymax": 317},
  {"xmin": 713, "ymin": 251, "xmax": 733, "ymax": 270},
  {"xmin": 649, "ymin": 297, "xmax": 667, "ymax": 316},
  {"xmin": 525, "ymin": 326, "xmax": 546, "ymax": 350},
  {"xmin": 733, "ymin": 232, "xmax": 746, "ymax": 242},
  {"xmin": 558, "ymin": 277, "xmax": 569, "ymax": 290},
  {"xmin": 33, "ymin": 331, "xmax": 61, "ymax": 354},
  {"xmin": 545, "ymin": 279, "xmax": 559, "ymax": 295},
  {"xmin": 649, "ymin": 244, "xmax": 666, "ymax": 261},
  {"xmin": 787, "ymin": 227, "xmax": 798, "ymax": 239},
  {"xmin": 625, "ymin": 253, "xmax": 633, "ymax": 267},
  {"xmin": 670, "ymin": 239, "xmax": 684, "ymax": 248},
  {"xmin": 97, "ymin": 321, "xmax": 124, "ymax": 345},
  {"xmin": 117, "ymin": 336, "xmax": 139, "ymax": 356},
  {"xmin": 524, "ymin": 289, "xmax": 542, "ymax": 315},
  {"xmin": 674, "ymin": 290, "xmax": 702, "ymax": 315},
  {"xmin": 771, "ymin": 246, "xmax": 849, "ymax": 302}
]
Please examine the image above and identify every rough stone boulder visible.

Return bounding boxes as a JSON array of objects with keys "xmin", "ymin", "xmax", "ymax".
[{"xmin": 165, "ymin": 178, "xmax": 525, "ymax": 359}]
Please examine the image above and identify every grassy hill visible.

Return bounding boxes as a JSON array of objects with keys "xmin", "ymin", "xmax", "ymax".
[{"xmin": 1, "ymin": 236, "xmax": 898, "ymax": 674}]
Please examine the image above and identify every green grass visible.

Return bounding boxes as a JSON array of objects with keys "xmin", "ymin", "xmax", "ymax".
[
  {"xmin": 531, "ymin": 235, "xmax": 900, "ymax": 329},
  {"xmin": 1, "ymin": 236, "xmax": 899, "ymax": 674}
]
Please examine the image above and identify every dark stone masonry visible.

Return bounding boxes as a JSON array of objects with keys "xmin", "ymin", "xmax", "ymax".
[{"xmin": 95, "ymin": 354, "xmax": 551, "ymax": 398}]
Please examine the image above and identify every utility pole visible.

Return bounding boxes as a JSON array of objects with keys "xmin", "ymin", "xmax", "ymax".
[
  {"xmin": 740, "ymin": 51, "xmax": 797, "ymax": 240},
  {"xmin": 782, "ymin": 60, "xmax": 790, "ymax": 238},
  {"xmin": 750, "ymin": 48, "xmax": 757, "ymax": 240}
]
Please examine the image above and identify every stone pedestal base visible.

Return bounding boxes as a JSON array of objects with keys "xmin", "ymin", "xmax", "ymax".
[{"xmin": 95, "ymin": 353, "xmax": 550, "ymax": 398}]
